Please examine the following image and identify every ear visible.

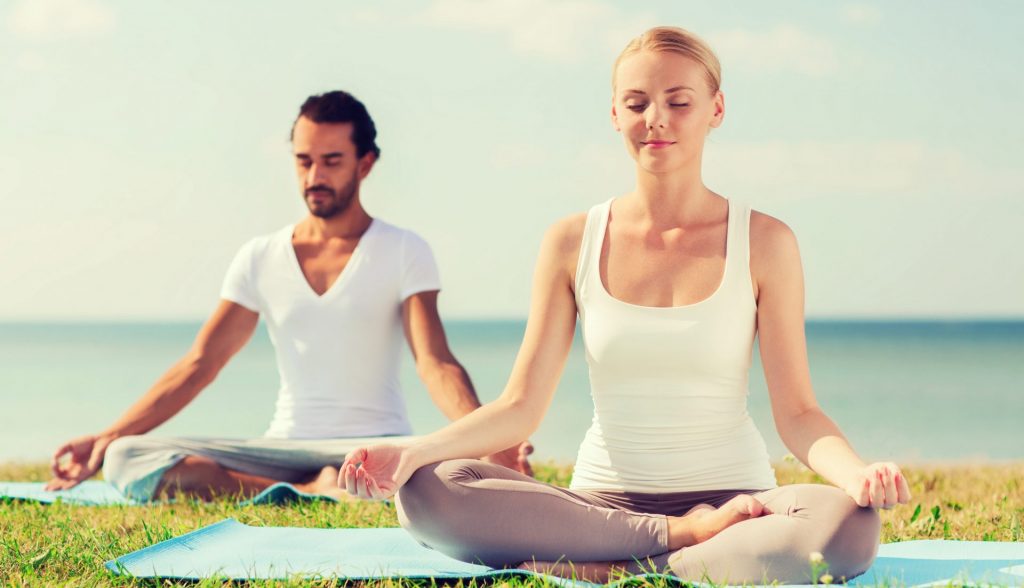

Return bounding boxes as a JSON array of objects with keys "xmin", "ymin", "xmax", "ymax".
[
  {"xmin": 357, "ymin": 152, "xmax": 377, "ymax": 180},
  {"xmin": 709, "ymin": 90, "xmax": 725, "ymax": 129},
  {"xmin": 610, "ymin": 102, "xmax": 621, "ymax": 132}
]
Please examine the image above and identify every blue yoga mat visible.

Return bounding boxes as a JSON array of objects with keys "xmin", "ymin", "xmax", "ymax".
[
  {"xmin": 106, "ymin": 518, "xmax": 1024, "ymax": 587},
  {"xmin": 0, "ymin": 481, "xmax": 339, "ymax": 506}
]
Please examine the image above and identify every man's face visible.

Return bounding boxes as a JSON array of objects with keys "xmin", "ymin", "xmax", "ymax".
[{"xmin": 291, "ymin": 117, "xmax": 374, "ymax": 219}]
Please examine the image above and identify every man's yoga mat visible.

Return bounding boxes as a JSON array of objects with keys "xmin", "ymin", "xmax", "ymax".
[
  {"xmin": 0, "ymin": 481, "xmax": 339, "ymax": 506},
  {"xmin": 106, "ymin": 518, "xmax": 1024, "ymax": 587}
]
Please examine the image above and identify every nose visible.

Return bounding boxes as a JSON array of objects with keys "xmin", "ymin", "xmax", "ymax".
[
  {"xmin": 644, "ymin": 103, "xmax": 667, "ymax": 129},
  {"xmin": 305, "ymin": 163, "xmax": 327, "ymax": 187}
]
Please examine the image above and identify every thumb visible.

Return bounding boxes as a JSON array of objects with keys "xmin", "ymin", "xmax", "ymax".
[{"xmin": 86, "ymin": 446, "xmax": 105, "ymax": 475}]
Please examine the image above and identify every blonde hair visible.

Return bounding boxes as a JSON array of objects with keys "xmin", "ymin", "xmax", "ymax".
[{"xmin": 612, "ymin": 26, "xmax": 721, "ymax": 95}]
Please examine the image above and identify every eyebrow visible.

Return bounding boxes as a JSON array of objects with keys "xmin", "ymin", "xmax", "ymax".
[
  {"xmin": 294, "ymin": 152, "xmax": 345, "ymax": 159},
  {"xmin": 623, "ymin": 86, "xmax": 695, "ymax": 95}
]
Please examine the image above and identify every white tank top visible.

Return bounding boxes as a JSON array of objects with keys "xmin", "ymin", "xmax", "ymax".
[{"xmin": 570, "ymin": 198, "xmax": 777, "ymax": 492}]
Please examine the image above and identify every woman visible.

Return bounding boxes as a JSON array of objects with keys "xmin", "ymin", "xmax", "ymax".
[{"xmin": 339, "ymin": 27, "xmax": 911, "ymax": 584}]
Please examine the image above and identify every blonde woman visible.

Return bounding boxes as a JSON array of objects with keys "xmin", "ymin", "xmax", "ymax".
[{"xmin": 338, "ymin": 27, "xmax": 910, "ymax": 584}]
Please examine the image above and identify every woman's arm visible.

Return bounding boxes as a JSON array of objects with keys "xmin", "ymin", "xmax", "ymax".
[
  {"xmin": 340, "ymin": 216, "xmax": 585, "ymax": 499},
  {"xmin": 751, "ymin": 212, "xmax": 910, "ymax": 508}
]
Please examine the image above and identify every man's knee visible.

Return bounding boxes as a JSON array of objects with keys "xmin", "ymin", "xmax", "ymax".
[
  {"xmin": 101, "ymin": 436, "xmax": 146, "ymax": 488},
  {"xmin": 102, "ymin": 435, "xmax": 184, "ymax": 500}
]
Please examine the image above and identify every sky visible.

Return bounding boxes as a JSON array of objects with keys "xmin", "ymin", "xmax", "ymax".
[{"xmin": 2, "ymin": 0, "xmax": 1022, "ymax": 321}]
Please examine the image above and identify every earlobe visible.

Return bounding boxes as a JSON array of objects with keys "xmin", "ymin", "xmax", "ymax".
[{"xmin": 610, "ymin": 105, "xmax": 620, "ymax": 132}]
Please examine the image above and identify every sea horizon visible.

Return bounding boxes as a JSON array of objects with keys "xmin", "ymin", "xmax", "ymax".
[{"xmin": 1, "ymin": 318, "xmax": 1021, "ymax": 465}]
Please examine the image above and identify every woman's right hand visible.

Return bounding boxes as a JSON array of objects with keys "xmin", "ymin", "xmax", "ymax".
[{"xmin": 338, "ymin": 444, "xmax": 415, "ymax": 500}]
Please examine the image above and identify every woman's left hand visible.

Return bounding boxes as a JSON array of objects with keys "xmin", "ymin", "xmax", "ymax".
[{"xmin": 844, "ymin": 462, "xmax": 912, "ymax": 509}]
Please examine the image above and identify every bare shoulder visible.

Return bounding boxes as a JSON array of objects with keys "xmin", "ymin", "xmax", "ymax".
[
  {"xmin": 537, "ymin": 212, "xmax": 588, "ymax": 280},
  {"xmin": 749, "ymin": 210, "xmax": 801, "ymax": 277},
  {"xmin": 544, "ymin": 213, "xmax": 587, "ymax": 252}
]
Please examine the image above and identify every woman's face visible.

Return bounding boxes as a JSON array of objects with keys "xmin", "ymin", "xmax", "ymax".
[{"xmin": 612, "ymin": 50, "xmax": 724, "ymax": 174}]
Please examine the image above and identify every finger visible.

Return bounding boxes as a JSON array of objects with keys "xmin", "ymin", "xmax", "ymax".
[
  {"xmin": 344, "ymin": 464, "xmax": 358, "ymax": 494},
  {"xmin": 367, "ymin": 477, "xmax": 386, "ymax": 501},
  {"xmin": 895, "ymin": 470, "xmax": 912, "ymax": 503},
  {"xmin": 869, "ymin": 470, "xmax": 884, "ymax": 508},
  {"xmin": 50, "ymin": 444, "xmax": 71, "ymax": 477},
  {"xmin": 881, "ymin": 468, "xmax": 898, "ymax": 508},
  {"xmin": 355, "ymin": 467, "xmax": 372, "ymax": 500},
  {"xmin": 854, "ymin": 477, "xmax": 870, "ymax": 507},
  {"xmin": 341, "ymin": 448, "xmax": 366, "ymax": 471}
]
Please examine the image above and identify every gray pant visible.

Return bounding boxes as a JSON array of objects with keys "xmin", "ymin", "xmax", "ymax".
[
  {"xmin": 103, "ymin": 435, "xmax": 417, "ymax": 500},
  {"xmin": 396, "ymin": 460, "xmax": 880, "ymax": 585}
]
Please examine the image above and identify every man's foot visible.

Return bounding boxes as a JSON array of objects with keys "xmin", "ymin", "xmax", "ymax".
[
  {"xmin": 667, "ymin": 494, "xmax": 768, "ymax": 549},
  {"xmin": 294, "ymin": 466, "xmax": 349, "ymax": 501}
]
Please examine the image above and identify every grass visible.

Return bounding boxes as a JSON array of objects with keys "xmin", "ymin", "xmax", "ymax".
[{"xmin": 1, "ymin": 461, "xmax": 1022, "ymax": 586}]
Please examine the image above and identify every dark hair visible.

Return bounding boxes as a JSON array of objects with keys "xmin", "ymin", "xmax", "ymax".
[{"xmin": 291, "ymin": 91, "xmax": 381, "ymax": 159}]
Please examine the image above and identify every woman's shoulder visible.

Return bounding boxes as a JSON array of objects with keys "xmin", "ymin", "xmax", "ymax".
[
  {"xmin": 749, "ymin": 209, "xmax": 801, "ymax": 274},
  {"xmin": 544, "ymin": 212, "xmax": 588, "ymax": 251}
]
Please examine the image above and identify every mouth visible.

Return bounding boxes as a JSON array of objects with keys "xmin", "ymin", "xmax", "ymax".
[{"xmin": 641, "ymin": 140, "xmax": 675, "ymax": 149}]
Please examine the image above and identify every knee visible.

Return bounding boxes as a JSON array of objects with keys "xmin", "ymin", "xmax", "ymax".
[
  {"xmin": 101, "ymin": 436, "xmax": 145, "ymax": 488},
  {"xmin": 396, "ymin": 459, "xmax": 487, "ymax": 544},
  {"xmin": 101, "ymin": 436, "xmax": 183, "ymax": 501},
  {"xmin": 818, "ymin": 489, "xmax": 881, "ymax": 580}
]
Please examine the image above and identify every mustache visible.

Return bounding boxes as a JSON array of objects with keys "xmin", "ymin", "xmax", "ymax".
[{"xmin": 305, "ymin": 185, "xmax": 336, "ymax": 197}]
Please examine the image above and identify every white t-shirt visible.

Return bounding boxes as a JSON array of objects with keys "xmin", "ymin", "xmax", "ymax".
[{"xmin": 220, "ymin": 219, "xmax": 441, "ymax": 439}]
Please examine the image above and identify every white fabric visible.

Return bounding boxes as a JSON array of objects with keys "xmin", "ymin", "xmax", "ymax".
[
  {"xmin": 220, "ymin": 219, "xmax": 440, "ymax": 439},
  {"xmin": 570, "ymin": 198, "xmax": 777, "ymax": 493}
]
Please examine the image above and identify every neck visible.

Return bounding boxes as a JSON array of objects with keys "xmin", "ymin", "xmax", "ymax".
[
  {"xmin": 627, "ymin": 160, "xmax": 715, "ymax": 226},
  {"xmin": 298, "ymin": 200, "xmax": 373, "ymax": 240}
]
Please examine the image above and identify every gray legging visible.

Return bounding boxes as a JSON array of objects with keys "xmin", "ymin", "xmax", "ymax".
[{"xmin": 396, "ymin": 460, "xmax": 881, "ymax": 585}]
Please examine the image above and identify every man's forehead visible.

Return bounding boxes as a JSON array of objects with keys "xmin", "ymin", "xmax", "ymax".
[{"xmin": 292, "ymin": 118, "xmax": 356, "ymax": 150}]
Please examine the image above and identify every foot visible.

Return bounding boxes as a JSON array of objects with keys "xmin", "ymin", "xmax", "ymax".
[
  {"xmin": 667, "ymin": 494, "xmax": 768, "ymax": 549},
  {"xmin": 293, "ymin": 466, "xmax": 349, "ymax": 501}
]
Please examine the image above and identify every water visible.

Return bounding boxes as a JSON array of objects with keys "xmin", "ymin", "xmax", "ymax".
[{"xmin": 0, "ymin": 320, "xmax": 1021, "ymax": 464}]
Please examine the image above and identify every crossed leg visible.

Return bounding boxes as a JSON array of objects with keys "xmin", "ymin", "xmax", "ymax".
[{"xmin": 396, "ymin": 459, "xmax": 880, "ymax": 585}]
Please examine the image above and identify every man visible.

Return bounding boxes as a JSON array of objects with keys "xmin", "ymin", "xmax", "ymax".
[{"xmin": 46, "ymin": 90, "xmax": 532, "ymax": 501}]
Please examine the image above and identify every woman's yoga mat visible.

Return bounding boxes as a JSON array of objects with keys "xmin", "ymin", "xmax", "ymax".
[
  {"xmin": 105, "ymin": 518, "xmax": 1024, "ymax": 587},
  {"xmin": 0, "ymin": 481, "xmax": 339, "ymax": 506}
]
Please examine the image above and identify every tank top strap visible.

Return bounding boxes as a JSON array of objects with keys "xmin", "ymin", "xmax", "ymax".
[
  {"xmin": 723, "ymin": 198, "xmax": 754, "ymax": 298},
  {"xmin": 574, "ymin": 198, "xmax": 613, "ymax": 299}
]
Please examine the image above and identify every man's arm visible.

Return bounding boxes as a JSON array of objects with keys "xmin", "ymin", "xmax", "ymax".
[
  {"xmin": 46, "ymin": 300, "xmax": 259, "ymax": 489},
  {"xmin": 401, "ymin": 291, "xmax": 533, "ymax": 475}
]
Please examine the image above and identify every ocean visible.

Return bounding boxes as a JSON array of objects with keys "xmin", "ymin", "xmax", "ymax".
[{"xmin": 0, "ymin": 320, "xmax": 1021, "ymax": 464}]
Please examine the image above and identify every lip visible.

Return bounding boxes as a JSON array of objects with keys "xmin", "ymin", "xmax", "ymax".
[{"xmin": 641, "ymin": 141, "xmax": 675, "ymax": 149}]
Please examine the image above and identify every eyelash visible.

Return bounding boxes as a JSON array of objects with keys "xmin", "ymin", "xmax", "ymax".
[{"xmin": 626, "ymin": 103, "xmax": 689, "ymax": 112}]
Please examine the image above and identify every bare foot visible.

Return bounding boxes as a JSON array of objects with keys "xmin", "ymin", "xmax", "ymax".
[
  {"xmin": 293, "ymin": 466, "xmax": 349, "ymax": 501},
  {"xmin": 667, "ymin": 494, "xmax": 768, "ymax": 549}
]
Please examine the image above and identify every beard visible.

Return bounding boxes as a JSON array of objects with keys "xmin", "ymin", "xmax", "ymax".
[{"xmin": 304, "ymin": 175, "xmax": 358, "ymax": 219}]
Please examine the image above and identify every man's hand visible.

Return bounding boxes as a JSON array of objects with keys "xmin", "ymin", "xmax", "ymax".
[
  {"xmin": 482, "ymin": 441, "xmax": 534, "ymax": 477},
  {"xmin": 45, "ymin": 434, "xmax": 115, "ymax": 491}
]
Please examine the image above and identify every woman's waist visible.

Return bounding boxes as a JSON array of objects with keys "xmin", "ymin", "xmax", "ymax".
[{"xmin": 570, "ymin": 440, "xmax": 777, "ymax": 493}]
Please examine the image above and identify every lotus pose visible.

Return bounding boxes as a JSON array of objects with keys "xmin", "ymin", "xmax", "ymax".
[{"xmin": 338, "ymin": 27, "xmax": 910, "ymax": 584}]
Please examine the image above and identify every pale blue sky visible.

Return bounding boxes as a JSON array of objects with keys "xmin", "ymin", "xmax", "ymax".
[{"xmin": 2, "ymin": 0, "xmax": 1022, "ymax": 320}]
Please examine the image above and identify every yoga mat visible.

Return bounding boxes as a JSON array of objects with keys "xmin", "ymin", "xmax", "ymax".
[
  {"xmin": 106, "ymin": 518, "xmax": 1024, "ymax": 587},
  {"xmin": 0, "ymin": 481, "xmax": 340, "ymax": 506}
]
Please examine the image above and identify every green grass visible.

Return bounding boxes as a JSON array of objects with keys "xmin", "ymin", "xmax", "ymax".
[{"xmin": 1, "ymin": 461, "xmax": 1022, "ymax": 586}]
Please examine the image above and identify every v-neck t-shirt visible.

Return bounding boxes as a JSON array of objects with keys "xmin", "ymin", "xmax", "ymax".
[{"xmin": 220, "ymin": 219, "xmax": 440, "ymax": 439}]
